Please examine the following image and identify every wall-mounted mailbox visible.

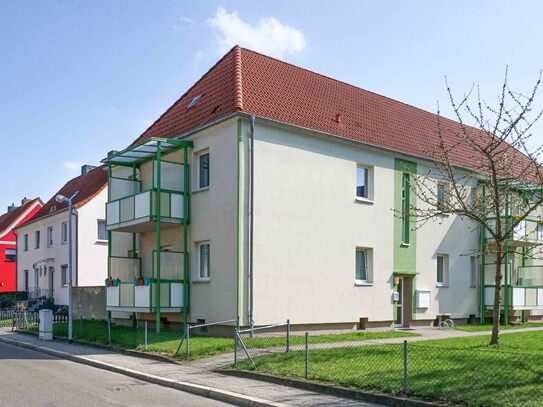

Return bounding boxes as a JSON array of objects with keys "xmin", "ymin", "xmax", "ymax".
[{"xmin": 416, "ymin": 290, "xmax": 431, "ymax": 308}]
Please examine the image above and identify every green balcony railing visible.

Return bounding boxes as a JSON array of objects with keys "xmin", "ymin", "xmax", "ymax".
[
  {"xmin": 106, "ymin": 188, "xmax": 184, "ymax": 228},
  {"xmin": 106, "ymin": 279, "xmax": 184, "ymax": 310}
]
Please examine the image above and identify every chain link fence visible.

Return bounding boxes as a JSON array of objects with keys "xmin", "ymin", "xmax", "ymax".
[{"xmin": 234, "ymin": 332, "xmax": 543, "ymax": 407}]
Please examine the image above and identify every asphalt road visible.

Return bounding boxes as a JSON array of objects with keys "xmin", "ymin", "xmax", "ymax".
[{"xmin": 0, "ymin": 341, "xmax": 233, "ymax": 407}]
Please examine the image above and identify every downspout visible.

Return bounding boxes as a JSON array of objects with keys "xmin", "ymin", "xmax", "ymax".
[
  {"xmin": 249, "ymin": 115, "xmax": 255, "ymax": 329},
  {"xmin": 75, "ymin": 209, "xmax": 79, "ymax": 287}
]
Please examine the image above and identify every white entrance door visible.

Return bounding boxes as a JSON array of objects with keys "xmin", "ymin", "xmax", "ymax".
[{"xmin": 394, "ymin": 278, "xmax": 403, "ymax": 327}]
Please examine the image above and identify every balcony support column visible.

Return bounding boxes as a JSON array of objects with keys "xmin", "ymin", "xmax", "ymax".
[
  {"xmin": 156, "ymin": 142, "xmax": 162, "ymax": 333},
  {"xmin": 183, "ymin": 146, "xmax": 189, "ymax": 333}
]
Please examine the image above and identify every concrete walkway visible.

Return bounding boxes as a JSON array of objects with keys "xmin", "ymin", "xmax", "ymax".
[{"xmin": 0, "ymin": 328, "xmax": 381, "ymax": 407}]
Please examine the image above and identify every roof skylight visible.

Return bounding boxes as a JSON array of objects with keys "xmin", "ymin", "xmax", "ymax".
[{"xmin": 187, "ymin": 95, "xmax": 201, "ymax": 108}]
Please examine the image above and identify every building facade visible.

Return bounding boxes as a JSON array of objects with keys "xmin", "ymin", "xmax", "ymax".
[
  {"xmin": 16, "ymin": 165, "xmax": 108, "ymax": 306},
  {"xmin": 103, "ymin": 46, "xmax": 543, "ymax": 330},
  {"xmin": 0, "ymin": 198, "xmax": 43, "ymax": 292}
]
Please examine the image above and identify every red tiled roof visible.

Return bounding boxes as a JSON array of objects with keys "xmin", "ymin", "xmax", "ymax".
[
  {"xmin": 29, "ymin": 166, "xmax": 108, "ymax": 223},
  {"xmin": 134, "ymin": 46, "xmax": 532, "ymax": 174},
  {"xmin": 0, "ymin": 198, "xmax": 42, "ymax": 236}
]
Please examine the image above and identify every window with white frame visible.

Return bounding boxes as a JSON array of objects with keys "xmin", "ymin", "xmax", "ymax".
[
  {"xmin": 198, "ymin": 152, "xmax": 210, "ymax": 189},
  {"xmin": 437, "ymin": 181, "xmax": 448, "ymax": 209},
  {"xmin": 61, "ymin": 221, "xmax": 68, "ymax": 244},
  {"xmin": 97, "ymin": 220, "xmax": 107, "ymax": 241},
  {"xmin": 5, "ymin": 248, "xmax": 16, "ymax": 262},
  {"xmin": 23, "ymin": 234, "xmax": 28, "ymax": 251},
  {"xmin": 437, "ymin": 254, "xmax": 449, "ymax": 286},
  {"xmin": 47, "ymin": 226, "xmax": 53, "ymax": 247},
  {"xmin": 355, "ymin": 248, "xmax": 373, "ymax": 284},
  {"xmin": 470, "ymin": 256, "xmax": 479, "ymax": 287},
  {"xmin": 197, "ymin": 242, "xmax": 210, "ymax": 280},
  {"xmin": 35, "ymin": 230, "xmax": 40, "ymax": 249},
  {"xmin": 61, "ymin": 264, "xmax": 69, "ymax": 286},
  {"xmin": 356, "ymin": 166, "xmax": 371, "ymax": 200}
]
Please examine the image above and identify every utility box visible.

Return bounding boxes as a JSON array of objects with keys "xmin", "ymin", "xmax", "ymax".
[{"xmin": 39, "ymin": 309, "xmax": 53, "ymax": 341}]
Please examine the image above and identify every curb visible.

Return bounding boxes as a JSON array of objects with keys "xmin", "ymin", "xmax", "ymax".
[
  {"xmin": 217, "ymin": 369, "xmax": 448, "ymax": 407},
  {"xmin": 0, "ymin": 335, "xmax": 288, "ymax": 407}
]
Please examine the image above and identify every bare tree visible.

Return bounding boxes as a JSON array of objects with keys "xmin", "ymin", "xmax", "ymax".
[{"xmin": 409, "ymin": 68, "xmax": 543, "ymax": 345}]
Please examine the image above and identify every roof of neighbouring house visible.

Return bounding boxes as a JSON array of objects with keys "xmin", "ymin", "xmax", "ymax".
[
  {"xmin": 0, "ymin": 198, "xmax": 43, "ymax": 237},
  {"xmin": 23, "ymin": 165, "xmax": 108, "ymax": 225},
  {"xmin": 132, "ymin": 45, "xmax": 533, "ymax": 174}
]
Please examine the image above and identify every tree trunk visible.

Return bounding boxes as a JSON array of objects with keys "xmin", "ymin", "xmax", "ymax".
[{"xmin": 490, "ymin": 246, "xmax": 503, "ymax": 345}]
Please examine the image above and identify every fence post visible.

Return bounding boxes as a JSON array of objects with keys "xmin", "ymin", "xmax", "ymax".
[
  {"xmin": 286, "ymin": 319, "xmax": 291, "ymax": 353},
  {"xmin": 234, "ymin": 329, "xmax": 238, "ymax": 367},
  {"xmin": 107, "ymin": 316, "xmax": 111, "ymax": 344},
  {"xmin": 403, "ymin": 340, "xmax": 409, "ymax": 393},
  {"xmin": 144, "ymin": 320, "xmax": 148, "ymax": 351},
  {"xmin": 185, "ymin": 324, "xmax": 190, "ymax": 359},
  {"xmin": 305, "ymin": 332, "xmax": 309, "ymax": 380}
]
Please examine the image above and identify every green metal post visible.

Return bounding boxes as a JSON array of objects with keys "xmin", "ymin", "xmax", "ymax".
[
  {"xmin": 183, "ymin": 146, "xmax": 189, "ymax": 333},
  {"xmin": 132, "ymin": 164, "xmax": 137, "ymax": 264},
  {"xmin": 504, "ymin": 190, "xmax": 510, "ymax": 326},
  {"xmin": 480, "ymin": 183, "xmax": 486, "ymax": 324},
  {"xmin": 155, "ymin": 142, "xmax": 162, "ymax": 333}
]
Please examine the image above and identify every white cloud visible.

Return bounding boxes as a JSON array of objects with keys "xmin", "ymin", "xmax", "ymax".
[
  {"xmin": 193, "ymin": 50, "xmax": 207, "ymax": 70},
  {"xmin": 64, "ymin": 161, "xmax": 81, "ymax": 172},
  {"xmin": 180, "ymin": 16, "xmax": 194, "ymax": 25},
  {"xmin": 208, "ymin": 7, "xmax": 306, "ymax": 59}
]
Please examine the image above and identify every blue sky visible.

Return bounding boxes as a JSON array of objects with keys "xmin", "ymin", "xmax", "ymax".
[{"xmin": 1, "ymin": 1, "xmax": 543, "ymax": 210}]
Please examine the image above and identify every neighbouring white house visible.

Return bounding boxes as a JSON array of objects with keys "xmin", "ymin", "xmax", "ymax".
[
  {"xmin": 103, "ymin": 46, "xmax": 543, "ymax": 332},
  {"xmin": 16, "ymin": 165, "xmax": 108, "ymax": 306}
]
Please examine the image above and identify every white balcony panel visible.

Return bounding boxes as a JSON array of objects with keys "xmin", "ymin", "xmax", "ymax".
[
  {"xmin": 171, "ymin": 283, "xmax": 183, "ymax": 307},
  {"xmin": 154, "ymin": 251, "xmax": 183, "ymax": 280},
  {"xmin": 171, "ymin": 194, "xmax": 184, "ymax": 218},
  {"xmin": 484, "ymin": 287, "xmax": 495, "ymax": 306},
  {"xmin": 134, "ymin": 285, "xmax": 150, "ymax": 308},
  {"xmin": 120, "ymin": 283, "xmax": 134, "ymax": 307},
  {"xmin": 513, "ymin": 221, "xmax": 526, "ymax": 240},
  {"xmin": 512, "ymin": 287, "xmax": 525, "ymax": 307},
  {"xmin": 159, "ymin": 192, "xmax": 170, "ymax": 217},
  {"xmin": 154, "ymin": 161, "xmax": 184, "ymax": 192},
  {"xmin": 110, "ymin": 178, "xmax": 140, "ymax": 201},
  {"xmin": 134, "ymin": 191, "xmax": 151, "ymax": 219},
  {"xmin": 538, "ymin": 289, "xmax": 543, "ymax": 305},
  {"xmin": 120, "ymin": 196, "xmax": 135, "ymax": 223},
  {"xmin": 106, "ymin": 286, "xmax": 119, "ymax": 307},
  {"xmin": 107, "ymin": 201, "xmax": 120, "ymax": 225},
  {"xmin": 160, "ymin": 283, "xmax": 170, "ymax": 307}
]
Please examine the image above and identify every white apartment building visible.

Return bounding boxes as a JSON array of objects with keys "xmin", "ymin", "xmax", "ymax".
[
  {"xmin": 103, "ymin": 46, "xmax": 543, "ymax": 331},
  {"xmin": 16, "ymin": 165, "xmax": 108, "ymax": 306}
]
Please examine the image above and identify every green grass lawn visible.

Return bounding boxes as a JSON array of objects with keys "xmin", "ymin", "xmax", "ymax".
[
  {"xmin": 28, "ymin": 320, "xmax": 419, "ymax": 360},
  {"xmin": 455, "ymin": 322, "xmax": 543, "ymax": 332},
  {"xmin": 236, "ymin": 331, "xmax": 543, "ymax": 407}
]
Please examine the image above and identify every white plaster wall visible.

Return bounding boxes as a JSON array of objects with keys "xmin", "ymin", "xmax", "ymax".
[
  {"xmin": 17, "ymin": 187, "xmax": 108, "ymax": 306},
  {"xmin": 76, "ymin": 187, "xmax": 108, "ymax": 286},
  {"xmin": 17, "ymin": 211, "xmax": 74, "ymax": 305},
  {"xmin": 414, "ymin": 163, "xmax": 480, "ymax": 319},
  {"xmin": 251, "ymin": 122, "xmax": 484, "ymax": 325},
  {"xmin": 251, "ymin": 123, "xmax": 397, "ymax": 325},
  {"xmin": 187, "ymin": 119, "xmax": 239, "ymax": 323},
  {"xmin": 126, "ymin": 119, "xmax": 240, "ymax": 323}
]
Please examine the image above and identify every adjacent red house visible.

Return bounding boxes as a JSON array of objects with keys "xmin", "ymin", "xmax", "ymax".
[{"xmin": 0, "ymin": 198, "xmax": 43, "ymax": 292}]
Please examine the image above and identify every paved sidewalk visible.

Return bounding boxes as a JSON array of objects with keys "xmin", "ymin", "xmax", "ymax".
[{"xmin": 0, "ymin": 329, "xmax": 381, "ymax": 407}]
